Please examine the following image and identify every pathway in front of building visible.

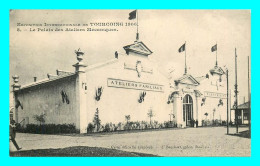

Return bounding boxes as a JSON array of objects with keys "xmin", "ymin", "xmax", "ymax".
[{"xmin": 10, "ymin": 127, "xmax": 250, "ymax": 156}]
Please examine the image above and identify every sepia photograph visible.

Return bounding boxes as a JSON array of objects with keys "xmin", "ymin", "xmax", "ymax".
[{"xmin": 9, "ymin": 10, "xmax": 251, "ymax": 157}]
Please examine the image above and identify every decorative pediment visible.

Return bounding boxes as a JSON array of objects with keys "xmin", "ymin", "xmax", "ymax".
[
  {"xmin": 123, "ymin": 41, "xmax": 153, "ymax": 56},
  {"xmin": 175, "ymin": 74, "xmax": 200, "ymax": 86},
  {"xmin": 181, "ymin": 78, "xmax": 196, "ymax": 85}
]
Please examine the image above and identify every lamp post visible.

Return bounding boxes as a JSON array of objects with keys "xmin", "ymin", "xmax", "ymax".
[{"xmin": 234, "ymin": 48, "xmax": 239, "ymax": 134}]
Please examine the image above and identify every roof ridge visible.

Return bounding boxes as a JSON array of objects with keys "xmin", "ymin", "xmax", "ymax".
[{"xmin": 20, "ymin": 73, "xmax": 76, "ymax": 90}]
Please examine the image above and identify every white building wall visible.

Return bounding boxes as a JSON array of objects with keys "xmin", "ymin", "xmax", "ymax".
[
  {"xmin": 15, "ymin": 75, "xmax": 79, "ymax": 128},
  {"xmin": 84, "ymin": 55, "xmax": 171, "ymax": 129}
]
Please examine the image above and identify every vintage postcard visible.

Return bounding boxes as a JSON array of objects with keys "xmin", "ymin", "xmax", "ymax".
[{"xmin": 9, "ymin": 10, "xmax": 251, "ymax": 157}]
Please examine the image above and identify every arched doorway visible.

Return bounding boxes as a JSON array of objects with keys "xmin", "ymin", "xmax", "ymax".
[{"xmin": 183, "ymin": 94, "xmax": 193, "ymax": 127}]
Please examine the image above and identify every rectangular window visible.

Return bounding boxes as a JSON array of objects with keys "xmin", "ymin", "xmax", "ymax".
[{"xmin": 244, "ymin": 113, "xmax": 248, "ymax": 120}]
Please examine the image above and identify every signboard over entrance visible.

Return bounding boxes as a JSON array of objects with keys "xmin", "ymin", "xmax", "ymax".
[
  {"xmin": 107, "ymin": 78, "xmax": 164, "ymax": 92},
  {"xmin": 204, "ymin": 91, "xmax": 227, "ymax": 98}
]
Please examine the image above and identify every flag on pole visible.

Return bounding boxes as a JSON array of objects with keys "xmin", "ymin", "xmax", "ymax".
[
  {"xmin": 128, "ymin": 10, "xmax": 137, "ymax": 20},
  {"xmin": 178, "ymin": 43, "xmax": 185, "ymax": 53},
  {"xmin": 211, "ymin": 44, "xmax": 217, "ymax": 52}
]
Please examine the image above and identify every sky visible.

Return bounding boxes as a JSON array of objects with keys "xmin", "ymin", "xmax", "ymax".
[{"xmin": 9, "ymin": 10, "xmax": 251, "ymax": 104}]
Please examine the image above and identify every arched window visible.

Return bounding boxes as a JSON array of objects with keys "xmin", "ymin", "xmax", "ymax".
[{"xmin": 183, "ymin": 94, "xmax": 193, "ymax": 104}]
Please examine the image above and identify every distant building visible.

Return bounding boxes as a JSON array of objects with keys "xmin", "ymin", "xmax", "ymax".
[{"xmin": 231, "ymin": 102, "xmax": 250, "ymax": 125}]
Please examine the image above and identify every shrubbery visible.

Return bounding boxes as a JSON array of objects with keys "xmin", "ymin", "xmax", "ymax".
[
  {"xmin": 86, "ymin": 120, "xmax": 177, "ymax": 133},
  {"xmin": 87, "ymin": 123, "xmax": 95, "ymax": 133},
  {"xmin": 201, "ymin": 120, "xmax": 227, "ymax": 127},
  {"xmin": 16, "ymin": 123, "xmax": 79, "ymax": 134}
]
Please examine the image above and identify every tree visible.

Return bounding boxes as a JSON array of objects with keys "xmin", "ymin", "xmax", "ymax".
[
  {"xmin": 125, "ymin": 115, "xmax": 131, "ymax": 124},
  {"xmin": 93, "ymin": 108, "xmax": 101, "ymax": 131},
  {"xmin": 147, "ymin": 108, "xmax": 155, "ymax": 125}
]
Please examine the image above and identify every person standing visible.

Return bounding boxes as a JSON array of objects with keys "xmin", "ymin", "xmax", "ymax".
[
  {"xmin": 195, "ymin": 119, "xmax": 198, "ymax": 128},
  {"xmin": 10, "ymin": 120, "xmax": 22, "ymax": 150}
]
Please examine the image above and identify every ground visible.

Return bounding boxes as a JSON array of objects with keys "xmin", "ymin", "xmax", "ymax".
[{"xmin": 10, "ymin": 126, "xmax": 251, "ymax": 157}]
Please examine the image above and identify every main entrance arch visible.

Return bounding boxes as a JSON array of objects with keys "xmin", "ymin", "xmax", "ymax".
[{"xmin": 183, "ymin": 94, "xmax": 193, "ymax": 126}]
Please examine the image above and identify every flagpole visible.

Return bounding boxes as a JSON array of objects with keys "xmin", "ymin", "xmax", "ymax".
[
  {"xmin": 136, "ymin": 10, "xmax": 139, "ymax": 41},
  {"xmin": 216, "ymin": 42, "xmax": 218, "ymax": 66},
  {"xmin": 248, "ymin": 56, "xmax": 251, "ymax": 137},
  {"xmin": 185, "ymin": 41, "xmax": 187, "ymax": 74}
]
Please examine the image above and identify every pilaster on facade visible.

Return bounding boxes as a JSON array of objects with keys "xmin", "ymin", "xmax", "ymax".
[{"xmin": 73, "ymin": 49, "xmax": 88, "ymax": 133}]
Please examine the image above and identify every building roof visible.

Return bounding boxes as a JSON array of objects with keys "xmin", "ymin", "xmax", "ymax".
[
  {"xmin": 19, "ymin": 72, "xmax": 76, "ymax": 91},
  {"xmin": 15, "ymin": 58, "xmax": 119, "ymax": 91},
  {"xmin": 231, "ymin": 102, "xmax": 250, "ymax": 110},
  {"xmin": 85, "ymin": 59, "xmax": 118, "ymax": 72}
]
